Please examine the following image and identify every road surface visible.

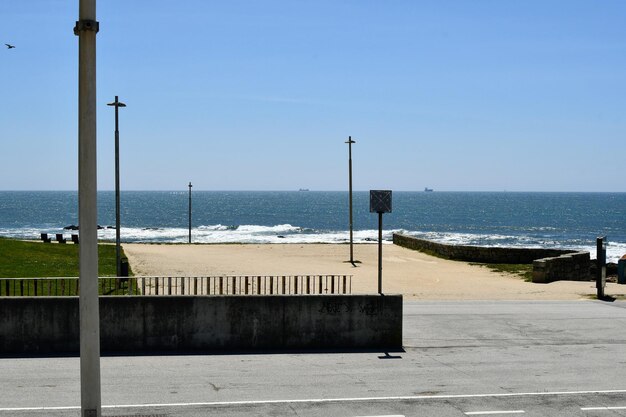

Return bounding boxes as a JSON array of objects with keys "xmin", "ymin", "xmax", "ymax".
[{"xmin": 1, "ymin": 300, "xmax": 625, "ymax": 416}]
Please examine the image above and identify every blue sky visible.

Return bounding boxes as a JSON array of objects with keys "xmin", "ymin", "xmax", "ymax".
[{"xmin": 1, "ymin": 1, "xmax": 625, "ymax": 191}]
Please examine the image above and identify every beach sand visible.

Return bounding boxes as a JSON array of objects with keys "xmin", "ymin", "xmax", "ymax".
[{"xmin": 122, "ymin": 243, "xmax": 621, "ymax": 300}]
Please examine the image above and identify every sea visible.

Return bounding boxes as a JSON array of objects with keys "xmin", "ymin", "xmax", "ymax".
[{"xmin": 0, "ymin": 191, "xmax": 625, "ymax": 262}]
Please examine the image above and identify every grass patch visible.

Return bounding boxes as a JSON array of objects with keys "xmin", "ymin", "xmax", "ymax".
[
  {"xmin": 0, "ymin": 237, "xmax": 128, "ymax": 277},
  {"xmin": 471, "ymin": 263, "xmax": 534, "ymax": 281},
  {"xmin": 0, "ymin": 237, "xmax": 137, "ymax": 296}
]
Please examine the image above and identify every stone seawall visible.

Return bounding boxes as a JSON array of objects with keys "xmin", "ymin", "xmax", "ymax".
[
  {"xmin": 532, "ymin": 252, "xmax": 591, "ymax": 283},
  {"xmin": 0, "ymin": 295, "xmax": 402, "ymax": 355},
  {"xmin": 393, "ymin": 233, "xmax": 575, "ymax": 264}
]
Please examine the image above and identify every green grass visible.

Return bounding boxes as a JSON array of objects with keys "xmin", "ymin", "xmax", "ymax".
[
  {"xmin": 471, "ymin": 263, "xmax": 534, "ymax": 281},
  {"xmin": 0, "ymin": 237, "xmax": 137, "ymax": 296},
  {"xmin": 0, "ymin": 237, "xmax": 127, "ymax": 277}
]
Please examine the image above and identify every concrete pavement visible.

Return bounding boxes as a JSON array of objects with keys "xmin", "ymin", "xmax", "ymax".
[{"xmin": 1, "ymin": 300, "xmax": 625, "ymax": 416}]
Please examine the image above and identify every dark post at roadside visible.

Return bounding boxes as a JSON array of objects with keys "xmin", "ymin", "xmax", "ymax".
[
  {"xmin": 107, "ymin": 96, "xmax": 126, "ymax": 278},
  {"xmin": 188, "ymin": 182, "xmax": 192, "ymax": 243},
  {"xmin": 345, "ymin": 136, "xmax": 358, "ymax": 266},
  {"xmin": 596, "ymin": 236, "xmax": 607, "ymax": 299},
  {"xmin": 370, "ymin": 190, "xmax": 392, "ymax": 295}
]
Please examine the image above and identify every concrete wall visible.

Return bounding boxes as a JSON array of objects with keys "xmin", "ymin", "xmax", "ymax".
[
  {"xmin": 0, "ymin": 295, "xmax": 402, "ymax": 355},
  {"xmin": 532, "ymin": 252, "xmax": 590, "ymax": 283},
  {"xmin": 393, "ymin": 233, "xmax": 576, "ymax": 264}
]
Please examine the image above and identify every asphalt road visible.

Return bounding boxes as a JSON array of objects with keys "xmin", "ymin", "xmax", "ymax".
[{"xmin": 1, "ymin": 300, "xmax": 626, "ymax": 416}]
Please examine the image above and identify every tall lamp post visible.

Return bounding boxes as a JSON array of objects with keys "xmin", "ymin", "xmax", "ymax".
[
  {"xmin": 107, "ymin": 96, "xmax": 126, "ymax": 278},
  {"xmin": 74, "ymin": 0, "xmax": 101, "ymax": 415},
  {"xmin": 345, "ymin": 136, "xmax": 359, "ymax": 266},
  {"xmin": 188, "ymin": 182, "xmax": 192, "ymax": 243}
]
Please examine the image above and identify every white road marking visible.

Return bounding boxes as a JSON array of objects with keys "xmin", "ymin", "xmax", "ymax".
[
  {"xmin": 1, "ymin": 389, "xmax": 625, "ymax": 412},
  {"xmin": 355, "ymin": 415, "xmax": 405, "ymax": 417},
  {"xmin": 581, "ymin": 406, "xmax": 626, "ymax": 411},
  {"xmin": 0, "ymin": 406, "xmax": 79, "ymax": 411},
  {"xmin": 465, "ymin": 411, "xmax": 524, "ymax": 415}
]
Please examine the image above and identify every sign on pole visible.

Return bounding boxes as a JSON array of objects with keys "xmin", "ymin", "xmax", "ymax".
[
  {"xmin": 370, "ymin": 190, "xmax": 392, "ymax": 294},
  {"xmin": 370, "ymin": 190, "xmax": 392, "ymax": 214}
]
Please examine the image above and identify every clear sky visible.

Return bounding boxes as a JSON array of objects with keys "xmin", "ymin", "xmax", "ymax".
[{"xmin": 1, "ymin": 1, "xmax": 625, "ymax": 192}]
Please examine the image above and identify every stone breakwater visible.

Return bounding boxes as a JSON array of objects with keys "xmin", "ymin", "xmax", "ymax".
[
  {"xmin": 393, "ymin": 233, "xmax": 575, "ymax": 264},
  {"xmin": 393, "ymin": 233, "xmax": 594, "ymax": 283}
]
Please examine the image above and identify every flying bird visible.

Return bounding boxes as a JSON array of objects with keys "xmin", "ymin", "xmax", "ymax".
[{"xmin": 5, "ymin": 44, "xmax": 15, "ymax": 49}]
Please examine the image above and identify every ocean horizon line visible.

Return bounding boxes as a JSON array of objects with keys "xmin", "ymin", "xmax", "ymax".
[{"xmin": 2, "ymin": 189, "xmax": 626, "ymax": 194}]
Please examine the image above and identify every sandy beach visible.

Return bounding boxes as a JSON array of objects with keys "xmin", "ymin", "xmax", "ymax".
[{"xmin": 122, "ymin": 243, "xmax": 623, "ymax": 300}]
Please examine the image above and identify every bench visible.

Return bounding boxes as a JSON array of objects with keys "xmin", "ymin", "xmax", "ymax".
[{"xmin": 41, "ymin": 233, "xmax": 78, "ymax": 244}]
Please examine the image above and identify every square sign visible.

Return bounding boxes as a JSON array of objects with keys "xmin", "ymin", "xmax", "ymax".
[{"xmin": 370, "ymin": 190, "xmax": 392, "ymax": 213}]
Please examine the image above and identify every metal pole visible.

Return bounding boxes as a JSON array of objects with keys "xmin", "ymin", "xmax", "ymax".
[
  {"xmin": 74, "ymin": 1, "xmax": 101, "ymax": 415},
  {"xmin": 378, "ymin": 211, "xmax": 383, "ymax": 294},
  {"xmin": 107, "ymin": 96, "xmax": 125, "ymax": 277},
  {"xmin": 188, "ymin": 182, "xmax": 192, "ymax": 243},
  {"xmin": 114, "ymin": 97, "xmax": 120, "ymax": 278},
  {"xmin": 346, "ymin": 136, "xmax": 355, "ymax": 264}
]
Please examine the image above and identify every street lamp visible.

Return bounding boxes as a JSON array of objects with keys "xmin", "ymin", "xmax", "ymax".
[
  {"xmin": 107, "ymin": 96, "xmax": 126, "ymax": 278},
  {"xmin": 188, "ymin": 182, "xmax": 192, "ymax": 243},
  {"xmin": 345, "ymin": 136, "xmax": 359, "ymax": 266}
]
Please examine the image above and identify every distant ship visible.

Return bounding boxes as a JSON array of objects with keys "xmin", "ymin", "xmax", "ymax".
[
  {"xmin": 424, "ymin": 187, "xmax": 434, "ymax": 192},
  {"xmin": 299, "ymin": 188, "xmax": 310, "ymax": 192}
]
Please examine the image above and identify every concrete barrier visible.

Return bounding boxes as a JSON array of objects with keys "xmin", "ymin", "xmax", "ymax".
[
  {"xmin": 394, "ymin": 233, "xmax": 576, "ymax": 264},
  {"xmin": 0, "ymin": 295, "xmax": 402, "ymax": 355}
]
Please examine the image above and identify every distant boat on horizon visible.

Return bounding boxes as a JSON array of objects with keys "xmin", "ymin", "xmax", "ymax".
[
  {"xmin": 299, "ymin": 188, "xmax": 310, "ymax": 192},
  {"xmin": 424, "ymin": 187, "xmax": 434, "ymax": 192}
]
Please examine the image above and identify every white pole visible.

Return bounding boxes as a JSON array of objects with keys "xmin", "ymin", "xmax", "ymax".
[{"xmin": 74, "ymin": 0, "xmax": 101, "ymax": 415}]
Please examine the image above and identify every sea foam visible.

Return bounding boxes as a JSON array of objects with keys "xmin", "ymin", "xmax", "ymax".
[{"xmin": 92, "ymin": 224, "xmax": 399, "ymax": 245}]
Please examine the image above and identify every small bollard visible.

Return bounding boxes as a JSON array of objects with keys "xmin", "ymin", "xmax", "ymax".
[
  {"xmin": 596, "ymin": 236, "xmax": 607, "ymax": 299},
  {"xmin": 618, "ymin": 255, "xmax": 626, "ymax": 285},
  {"xmin": 120, "ymin": 257, "xmax": 129, "ymax": 277}
]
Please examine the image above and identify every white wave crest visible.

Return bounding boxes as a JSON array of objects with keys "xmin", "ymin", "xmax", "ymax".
[
  {"xmin": 89, "ymin": 225, "xmax": 400, "ymax": 245},
  {"xmin": 197, "ymin": 224, "xmax": 232, "ymax": 231},
  {"xmin": 235, "ymin": 224, "xmax": 301, "ymax": 233}
]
